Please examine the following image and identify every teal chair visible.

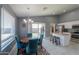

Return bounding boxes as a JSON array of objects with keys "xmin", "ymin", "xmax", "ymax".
[
  {"xmin": 38, "ymin": 34, "xmax": 44, "ymax": 48},
  {"xmin": 15, "ymin": 36, "xmax": 23, "ymax": 54},
  {"xmin": 15, "ymin": 36, "xmax": 29, "ymax": 55},
  {"xmin": 27, "ymin": 33, "xmax": 32, "ymax": 37},
  {"xmin": 15, "ymin": 36, "xmax": 23, "ymax": 49},
  {"xmin": 28, "ymin": 39, "xmax": 38, "ymax": 55}
]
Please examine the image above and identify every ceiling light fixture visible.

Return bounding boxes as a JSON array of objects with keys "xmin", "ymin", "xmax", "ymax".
[
  {"xmin": 28, "ymin": 19, "xmax": 32, "ymax": 22},
  {"xmin": 31, "ymin": 20, "xmax": 34, "ymax": 23},
  {"xmin": 26, "ymin": 8, "xmax": 34, "ymax": 23},
  {"xmin": 23, "ymin": 19, "xmax": 27, "ymax": 23},
  {"xmin": 28, "ymin": 19, "xmax": 34, "ymax": 23}
]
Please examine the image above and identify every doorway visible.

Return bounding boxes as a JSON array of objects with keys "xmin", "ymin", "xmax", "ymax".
[{"xmin": 32, "ymin": 22, "xmax": 45, "ymax": 38}]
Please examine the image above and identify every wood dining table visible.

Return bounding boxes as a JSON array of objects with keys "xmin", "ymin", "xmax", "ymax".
[
  {"xmin": 20, "ymin": 36, "xmax": 29, "ymax": 43},
  {"xmin": 20, "ymin": 33, "xmax": 40, "ymax": 43}
]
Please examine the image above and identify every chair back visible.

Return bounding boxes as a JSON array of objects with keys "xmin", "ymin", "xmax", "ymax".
[
  {"xmin": 28, "ymin": 39, "xmax": 38, "ymax": 54},
  {"xmin": 38, "ymin": 34, "xmax": 44, "ymax": 45},
  {"xmin": 27, "ymin": 33, "xmax": 32, "ymax": 37},
  {"xmin": 40, "ymin": 34, "xmax": 44, "ymax": 39},
  {"xmin": 16, "ymin": 36, "xmax": 29, "ymax": 48},
  {"xmin": 15, "ymin": 36, "xmax": 21, "ymax": 48}
]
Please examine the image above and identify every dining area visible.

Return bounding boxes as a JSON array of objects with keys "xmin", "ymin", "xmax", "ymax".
[{"xmin": 15, "ymin": 33, "xmax": 44, "ymax": 55}]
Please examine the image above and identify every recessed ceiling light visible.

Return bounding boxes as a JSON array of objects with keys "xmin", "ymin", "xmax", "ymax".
[
  {"xmin": 43, "ymin": 7, "xmax": 48, "ymax": 10},
  {"xmin": 27, "ymin": 8, "xmax": 30, "ymax": 10},
  {"xmin": 53, "ymin": 12, "xmax": 55, "ymax": 15},
  {"xmin": 64, "ymin": 10, "xmax": 66, "ymax": 12}
]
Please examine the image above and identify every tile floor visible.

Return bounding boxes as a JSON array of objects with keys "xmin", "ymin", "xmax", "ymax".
[
  {"xmin": 42, "ymin": 37, "xmax": 79, "ymax": 55},
  {"xmin": 9, "ymin": 37, "xmax": 79, "ymax": 55}
]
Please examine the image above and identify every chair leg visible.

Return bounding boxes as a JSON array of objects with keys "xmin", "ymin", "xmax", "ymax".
[
  {"xmin": 36, "ymin": 52, "xmax": 38, "ymax": 55},
  {"xmin": 17, "ymin": 49, "xmax": 19, "ymax": 55},
  {"xmin": 41, "ymin": 46, "xmax": 42, "ymax": 49}
]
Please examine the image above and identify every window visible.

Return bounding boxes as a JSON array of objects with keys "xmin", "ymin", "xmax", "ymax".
[
  {"xmin": 32, "ymin": 23, "xmax": 39, "ymax": 34},
  {"xmin": 32, "ymin": 23, "xmax": 45, "ymax": 37},
  {"xmin": 32, "ymin": 24, "xmax": 39, "ymax": 28},
  {"xmin": 39, "ymin": 24, "xmax": 43, "ymax": 33},
  {"xmin": 1, "ymin": 7, "xmax": 15, "ymax": 51}
]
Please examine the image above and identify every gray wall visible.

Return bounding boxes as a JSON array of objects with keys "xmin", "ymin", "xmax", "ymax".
[
  {"xmin": 18, "ymin": 16, "xmax": 57, "ymax": 37},
  {"xmin": 59, "ymin": 8, "xmax": 79, "ymax": 23}
]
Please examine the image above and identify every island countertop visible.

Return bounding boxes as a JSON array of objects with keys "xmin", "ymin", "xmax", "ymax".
[{"xmin": 51, "ymin": 32, "xmax": 71, "ymax": 35}]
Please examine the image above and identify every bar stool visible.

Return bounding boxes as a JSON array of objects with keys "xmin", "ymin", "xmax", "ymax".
[
  {"xmin": 55, "ymin": 37, "xmax": 60, "ymax": 45},
  {"xmin": 50, "ymin": 35, "xmax": 52, "ymax": 41},
  {"xmin": 52, "ymin": 36, "xmax": 56, "ymax": 44}
]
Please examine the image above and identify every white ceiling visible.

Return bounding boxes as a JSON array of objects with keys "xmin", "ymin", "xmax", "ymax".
[{"xmin": 9, "ymin": 4, "xmax": 79, "ymax": 17}]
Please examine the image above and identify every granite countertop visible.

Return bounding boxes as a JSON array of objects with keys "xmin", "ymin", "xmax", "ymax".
[{"xmin": 52, "ymin": 32, "xmax": 71, "ymax": 35}]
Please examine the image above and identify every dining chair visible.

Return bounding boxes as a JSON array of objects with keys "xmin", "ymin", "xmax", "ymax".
[
  {"xmin": 38, "ymin": 34, "xmax": 44, "ymax": 48},
  {"xmin": 15, "ymin": 36, "xmax": 22, "ymax": 49},
  {"xmin": 15, "ymin": 36, "xmax": 22, "ymax": 54},
  {"xmin": 28, "ymin": 39, "xmax": 38, "ymax": 55},
  {"xmin": 15, "ymin": 36, "xmax": 29, "ymax": 55},
  {"xmin": 27, "ymin": 33, "xmax": 32, "ymax": 37}
]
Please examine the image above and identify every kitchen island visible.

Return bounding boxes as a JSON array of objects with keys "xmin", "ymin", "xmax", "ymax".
[{"xmin": 51, "ymin": 32, "xmax": 71, "ymax": 46}]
